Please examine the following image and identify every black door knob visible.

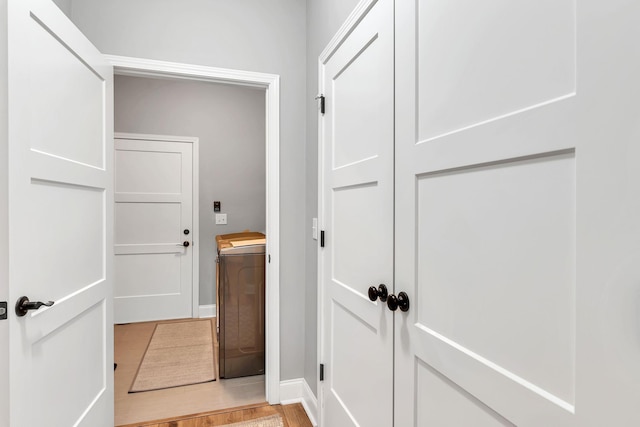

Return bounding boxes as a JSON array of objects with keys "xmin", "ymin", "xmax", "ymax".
[
  {"xmin": 184, "ymin": 229, "xmax": 190, "ymax": 235},
  {"xmin": 387, "ymin": 292, "xmax": 410, "ymax": 312},
  {"xmin": 368, "ymin": 284, "xmax": 388, "ymax": 302},
  {"xmin": 182, "ymin": 241, "xmax": 190, "ymax": 247},
  {"xmin": 15, "ymin": 296, "xmax": 54, "ymax": 317}
]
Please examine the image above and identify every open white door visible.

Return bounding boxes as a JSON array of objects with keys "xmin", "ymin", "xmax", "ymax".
[
  {"xmin": 395, "ymin": 0, "xmax": 640, "ymax": 425},
  {"xmin": 114, "ymin": 134, "xmax": 194, "ymax": 323},
  {"xmin": 7, "ymin": 0, "xmax": 114, "ymax": 425},
  {"xmin": 319, "ymin": 0, "xmax": 394, "ymax": 425}
]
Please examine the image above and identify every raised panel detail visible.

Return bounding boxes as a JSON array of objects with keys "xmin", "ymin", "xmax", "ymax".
[
  {"xmin": 31, "ymin": 302, "xmax": 106, "ymax": 426},
  {"xmin": 416, "ymin": 152, "xmax": 575, "ymax": 403},
  {"xmin": 115, "ymin": 202, "xmax": 181, "ymax": 245},
  {"xmin": 29, "ymin": 15, "xmax": 105, "ymax": 168},
  {"xmin": 331, "ymin": 300, "xmax": 390, "ymax": 426},
  {"xmin": 333, "ymin": 35, "xmax": 386, "ymax": 168},
  {"xmin": 115, "ymin": 150, "xmax": 182, "ymax": 194},
  {"xmin": 115, "ymin": 254, "xmax": 182, "ymax": 297},
  {"xmin": 332, "ymin": 183, "xmax": 389, "ymax": 292},
  {"xmin": 417, "ymin": 0, "xmax": 576, "ymax": 141},
  {"xmin": 416, "ymin": 358, "xmax": 515, "ymax": 426},
  {"xmin": 29, "ymin": 181, "xmax": 104, "ymax": 300}
]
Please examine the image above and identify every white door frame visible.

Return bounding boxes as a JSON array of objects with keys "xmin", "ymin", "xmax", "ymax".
[
  {"xmin": 114, "ymin": 132, "xmax": 199, "ymax": 323},
  {"xmin": 106, "ymin": 55, "xmax": 281, "ymax": 404}
]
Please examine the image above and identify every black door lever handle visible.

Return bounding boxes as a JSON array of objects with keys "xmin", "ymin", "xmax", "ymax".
[{"xmin": 15, "ymin": 296, "xmax": 54, "ymax": 317}]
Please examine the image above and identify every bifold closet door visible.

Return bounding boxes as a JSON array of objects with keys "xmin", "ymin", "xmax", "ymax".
[
  {"xmin": 319, "ymin": 0, "xmax": 394, "ymax": 425},
  {"xmin": 394, "ymin": 0, "xmax": 640, "ymax": 425}
]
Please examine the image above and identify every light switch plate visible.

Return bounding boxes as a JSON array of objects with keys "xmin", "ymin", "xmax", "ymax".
[
  {"xmin": 312, "ymin": 218, "xmax": 318, "ymax": 240},
  {"xmin": 215, "ymin": 213, "xmax": 227, "ymax": 225}
]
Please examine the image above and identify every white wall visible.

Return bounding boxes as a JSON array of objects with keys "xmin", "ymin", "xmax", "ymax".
[
  {"xmin": 114, "ymin": 75, "xmax": 266, "ymax": 306},
  {"xmin": 0, "ymin": 1, "xmax": 8, "ymax": 424},
  {"xmin": 304, "ymin": 0, "xmax": 361, "ymax": 397},
  {"xmin": 67, "ymin": 0, "xmax": 307, "ymax": 381}
]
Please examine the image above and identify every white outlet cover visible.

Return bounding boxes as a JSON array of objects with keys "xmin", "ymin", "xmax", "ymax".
[{"xmin": 215, "ymin": 213, "xmax": 227, "ymax": 225}]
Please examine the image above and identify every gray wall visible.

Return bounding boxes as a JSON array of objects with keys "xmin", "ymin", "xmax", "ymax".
[
  {"xmin": 67, "ymin": 0, "xmax": 307, "ymax": 381},
  {"xmin": 114, "ymin": 75, "xmax": 266, "ymax": 306},
  {"xmin": 51, "ymin": 0, "xmax": 72, "ymax": 17},
  {"xmin": 304, "ymin": 0, "xmax": 361, "ymax": 396},
  {"xmin": 0, "ymin": 0, "xmax": 9, "ymax": 424}
]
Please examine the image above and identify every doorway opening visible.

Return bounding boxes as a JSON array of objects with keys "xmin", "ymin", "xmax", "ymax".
[{"xmin": 108, "ymin": 55, "xmax": 281, "ymax": 425}]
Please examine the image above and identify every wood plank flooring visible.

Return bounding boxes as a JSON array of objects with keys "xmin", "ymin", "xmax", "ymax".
[
  {"xmin": 120, "ymin": 402, "xmax": 312, "ymax": 427},
  {"xmin": 115, "ymin": 318, "xmax": 267, "ymax": 426}
]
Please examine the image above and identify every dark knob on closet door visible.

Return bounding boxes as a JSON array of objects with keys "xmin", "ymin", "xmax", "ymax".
[
  {"xmin": 184, "ymin": 229, "xmax": 190, "ymax": 235},
  {"xmin": 387, "ymin": 292, "xmax": 410, "ymax": 312},
  {"xmin": 368, "ymin": 284, "xmax": 388, "ymax": 302}
]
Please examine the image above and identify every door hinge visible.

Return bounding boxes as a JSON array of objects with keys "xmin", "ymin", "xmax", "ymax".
[
  {"xmin": 0, "ymin": 301, "xmax": 7, "ymax": 320},
  {"xmin": 320, "ymin": 230, "xmax": 325, "ymax": 248},
  {"xmin": 268, "ymin": 254, "xmax": 271, "ymax": 263},
  {"xmin": 315, "ymin": 94, "xmax": 325, "ymax": 115},
  {"xmin": 320, "ymin": 363, "xmax": 325, "ymax": 381}
]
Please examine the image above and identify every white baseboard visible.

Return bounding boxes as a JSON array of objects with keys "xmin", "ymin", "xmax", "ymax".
[
  {"xmin": 198, "ymin": 304, "xmax": 216, "ymax": 318},
  {"xmin": 301, "ymin": 379, "xmax": 318, "ymax": 426},
  {"xmin": 280, "ymin": 378, "xmax": 318, "ymax": 426}
]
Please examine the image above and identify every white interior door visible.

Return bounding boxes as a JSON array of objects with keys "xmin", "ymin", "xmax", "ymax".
[
  {"xmin": 7, "ymin": 0, "xmax": 114, "ymax": 425},
  {"xmin": 114, "ymin": 135, "xmax": 194, "ymax": 323},
  {"xmin": 319, "ymin": 0, "xmax": 394, "ymax": 425},
  {"xmin": 395, "ymin": 0, "xmax": 640, "ymax": 425}
]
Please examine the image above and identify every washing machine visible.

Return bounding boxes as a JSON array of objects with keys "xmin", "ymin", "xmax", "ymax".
[{"xmin": 216, "ymin": 232, "xmax": 266, "ymax": 379}]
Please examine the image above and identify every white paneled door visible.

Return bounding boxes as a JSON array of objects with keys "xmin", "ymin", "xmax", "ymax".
[
  {"xmin": 114, "ymin": 135, "xmax": 194, "ymax": 323},
  {"xmin": 395, "ymin": 0, "xmax": 640, "ymax": 426},
  {"xmin": 7, "ymin": 0, "xmax": 114, "ymax": 426},
  {"xmin": 321, "ymin": 0, "xmax": 640, "ymax": 426},
  {"xmin": 319, "ymin": 0, "xmax": 394, "ymax": 425}
]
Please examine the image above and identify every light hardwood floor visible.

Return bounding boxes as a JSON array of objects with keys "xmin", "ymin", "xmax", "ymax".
[
  {"xmin": 115, "ymin": 318, "xmax": 266, "ymax": 426},
  {"xmin": 120, "ymin": 402, "xmax": 312, "ymax": 427}
]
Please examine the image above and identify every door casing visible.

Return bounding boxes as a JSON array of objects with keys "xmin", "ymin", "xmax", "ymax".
[
  {"xmin": 0, "ymin": 0, "xmax": 9, "ymax": 421},
  {"xmin": 106, "ymin": 55, "xmax": 282, "ymax": 404}
]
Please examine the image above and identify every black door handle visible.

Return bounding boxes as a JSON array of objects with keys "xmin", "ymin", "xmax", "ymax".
[
  {"xmin": 177, "ymin": 241, "xmax": 190, "ymax": 247},
  {"xmin": 15, "ymin": 296, "xmax": 54, "ymax": 317},
  {"xmin": 368, "ymin": 284, "xmax": 388, "ymax": 302},
  {"xmin": 387, "ymin": 292, "xmax": 410, "ymax": 312}
]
